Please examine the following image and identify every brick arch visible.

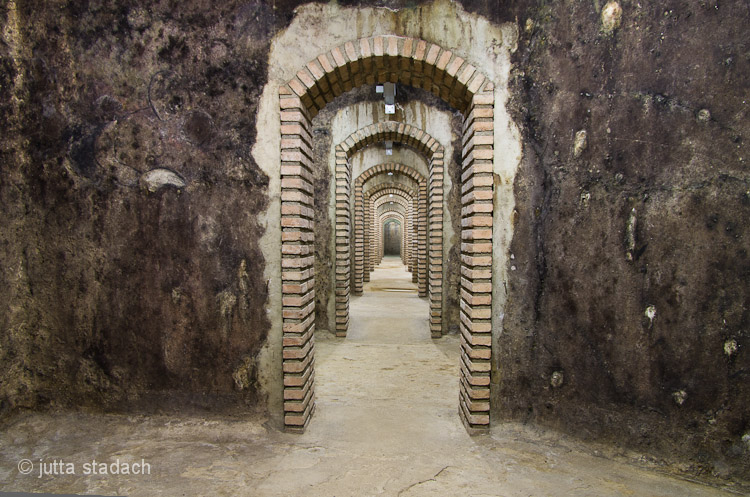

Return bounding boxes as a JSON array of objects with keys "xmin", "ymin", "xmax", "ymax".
[
  {"xmin": 339, "ymin": 124, "xmax": 443, "ymax": 342},
  {"xmin": 340, "ymin": 121, "xmax": 443, "ymax": 161},
  {"xmin": 281, "ymin": 35, "xmax": 491, "ymax": 118},
  {"xmin": 379, "ymin": 211, "xmax": 407, "ymax": 265},
  {"xmin": 356, "ymin": 162, "xmax": 424, "ymax": 285},
  {"xmin": 279, "ymin": 36, "xmax": 496, "ymax": 432},
  {"xmin": 372, "ymin": 188, "xmax": 413, "ymax": 268},
  {"xmin": 356, "ymin": 162, "xmax": 426, "ymax": 187},
  {"xmin": 363, "ymin": 177, "xmax": 420, "ymax": 279},
  {"xmin": 355, "ymin": 162, "xmax": 424, "ymax": 286},
  {"xmin": 366, "ymin": 184, "xmax": 418, "ymax": 292},
  {"xmin": 374, "ymin": 195, "xmax": 410, "ymax": 209},
  {"xmin": 374, "ymin": 195, "xmax": 410, "ymax": 211}
]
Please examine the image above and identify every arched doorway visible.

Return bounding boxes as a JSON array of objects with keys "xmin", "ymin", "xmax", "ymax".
[
  {"xmin": 382, "ymin": 218, "xmax": 403, "ymax": 257},
  {"xmin": 279, "ymin": 36, "xmax": 495, "ymax": 433}
]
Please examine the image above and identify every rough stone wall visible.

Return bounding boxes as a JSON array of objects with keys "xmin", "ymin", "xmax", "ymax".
[
  {"xmin": 501, "ymin": 0, "xmax": 750, "ymax": 479},
  {"xmin": 0, "ymin": 0, "xmax": 304, "ymax": 416}
]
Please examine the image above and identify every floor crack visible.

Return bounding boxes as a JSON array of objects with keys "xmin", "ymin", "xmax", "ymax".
[{"xmin": 397, "ymin": 465, "xmax": 451, "ymax": 496}]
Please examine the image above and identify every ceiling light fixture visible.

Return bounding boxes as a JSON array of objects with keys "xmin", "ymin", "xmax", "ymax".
[{"xmin": 383, "ymin": 82, "xmax": 396, "ymax": 114}]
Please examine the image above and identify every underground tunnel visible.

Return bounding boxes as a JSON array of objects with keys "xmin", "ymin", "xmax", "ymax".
[{"xmin": 0, "ymin": 0, "xmax": 749, "ymax": 495}]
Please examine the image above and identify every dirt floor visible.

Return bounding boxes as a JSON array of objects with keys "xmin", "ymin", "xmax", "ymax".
[{"xmin": 0, "ymin": 257, "xmax": 747, "ymax": 496}]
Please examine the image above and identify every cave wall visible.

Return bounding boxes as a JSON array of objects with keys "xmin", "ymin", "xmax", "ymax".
[
  {"xmin": 0, "ymin": 0, "xmax": 309, "ymax": 415},
  {"xmin": 500, "ymin": 0, "xmax": 750, "ymax": 479}
]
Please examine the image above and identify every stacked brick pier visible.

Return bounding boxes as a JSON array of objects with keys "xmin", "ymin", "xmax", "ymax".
[
  {"xmin": 334, "ymin": 148, "xmax": 351, "ymax": 336},
  {"xmin": 458, "ymin": 86, "xmax": 495, "ymax": 433},
  {"xmin": 279, "ymin": 89, "xmax": 316, "ymax": 431},
  {"xmin": 428, "ymin": 151, "xmax": 444, "ymax": 337}
]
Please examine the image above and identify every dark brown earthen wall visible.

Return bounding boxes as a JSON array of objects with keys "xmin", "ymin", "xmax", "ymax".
[
  {"xmin": 501, "ymin": 0, "xmax": 750, "ymax": 479},
  {"xmin": 0, "ymin": 0, "xmax": 310, "ymax": 415}
]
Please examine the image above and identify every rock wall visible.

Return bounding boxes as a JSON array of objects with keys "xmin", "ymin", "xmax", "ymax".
[
  {"xmin": 501, "ymin": 0, "xmax": 750, "ymax": 479},
  {"xmin": 0, "ymin": 0, "xmax": 305, "ymax": 415}
]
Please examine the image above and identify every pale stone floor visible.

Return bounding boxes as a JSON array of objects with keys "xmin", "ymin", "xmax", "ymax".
[{"xmin": 0, "ymin": 256, "xmax": 747, "ymax": 496}]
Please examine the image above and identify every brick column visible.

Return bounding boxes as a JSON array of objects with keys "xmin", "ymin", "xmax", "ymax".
[
  {"xmin": 280, "ymin": 89, "xmax": 316, "ymax": 431},
  {"xmin": 417, "ymin": 181, "xmax": 428, "ymax": 297},
  {"xmin": 458, "ymin": 85, "xmax": 494, "ymax": 432},
  {"xmin": 353, "ymin": 180, "xmax": 364, "ymax": 295},
  {"xmin": 406, "ymin": 200, "xmax": 413, "ymax": 271},
  {"xmin": 402, "ymin": 218, "xmax": 407, "ymax": 265},
  {"xmin": 368, "ymin": 196, "xmax": 377, "ymax": 275},
  {"xmin": 376, "ymin": 215, "xmax": 383, "ymax": 263},
  {"xmin": 429, "ymin": 151, "xmax": 444, "ymax": 337},
  {"xmin": 364, "ymin": 193, "xmax": 372, "ymax": 282},
  {"xmin": 411, "ymin": 194, "xmax": 419, "ymax": 283},
  {"xmin": 334, "ymin": 151, "xmax": 351, "ymax": 336}
]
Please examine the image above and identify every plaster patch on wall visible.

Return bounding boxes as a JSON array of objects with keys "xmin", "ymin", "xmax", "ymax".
[
  {"xmin": 251, "ymin": 79, "xmax": 283, "ymax": 426},
  {"xmin": 140, "ymin": 168, "xmax": 186, "ymax": 192},
  {"xmin": 492, "ymin": 78, "xmax": 523, "ymax": 372},
  {"xmin": 257, "ymin": 0, "xmax": 521, "ymax": 420}
]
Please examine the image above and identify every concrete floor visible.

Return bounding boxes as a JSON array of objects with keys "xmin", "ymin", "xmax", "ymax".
[{"xmin": 0, "ymin": 256, "xmax": 746, "ymax": 496}]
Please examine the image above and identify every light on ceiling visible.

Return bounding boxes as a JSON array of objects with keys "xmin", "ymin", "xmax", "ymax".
[{"xmin": 382, "ymin": 82, "xmax": 396, "ymax": 115}]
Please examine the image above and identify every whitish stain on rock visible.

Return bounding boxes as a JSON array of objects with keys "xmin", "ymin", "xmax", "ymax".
[
  {"xmin": 140, "ymin": 168, "xmax": 186, "ymax": 192},
  {"xmin": 573, "ymin": 129, "xmax": 588, "ymax": 158},
  {"xmin": 625, "ymin": 207, "xmax": 637, "ymax": 261},
  {"xmin": 550, "ymin": 371, "xmax": 564, "ymax": 388},
  {"xmin": 645, "ymin": 305, "xmax": 656, "ymax": 328},
  {"xmin": 217, "ymin": 289, "xmax": 237, "ymax": 340},
  {"xmin": 601, "ymin": 1, "xmax": 623, "ymax": 33},
  {"xmin": 233, "ymin": 356, "xmax": 255, "ymax": 391}
]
